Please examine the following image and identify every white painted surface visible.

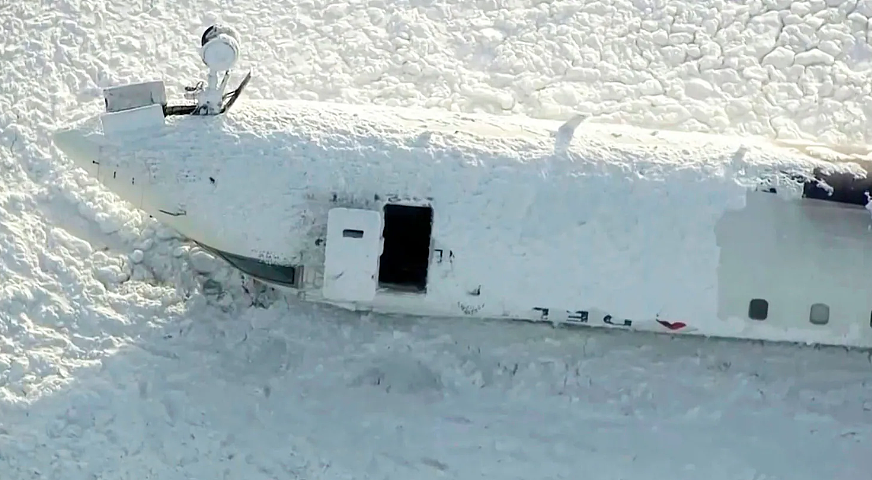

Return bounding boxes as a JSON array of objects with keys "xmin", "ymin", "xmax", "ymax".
[
  {"xmin": 715, "ymin": 193, "xmax": 872, "ymax": 345},
  {"xmin": 100, "ymin": 103, "xmax": 165, "ymax": 136},
  {"xmin": 322, "ymin": 207, "xmax": 383, "ymax": 303},
  {"xmin": 3, "ymin": 0, "xmax": 872, "ymax": 479},
  {"xmin": 103, "ymin": 80, "xmax": 167, "ymax": 113}
]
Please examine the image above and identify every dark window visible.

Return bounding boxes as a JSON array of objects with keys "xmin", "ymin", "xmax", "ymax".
[
  {"xmin": 378, "ymin": 204, "xmax": 433, "ymax": 293},
  {"xmin": 748, "ymin": 299, "xmax": 768, "ymax": 320},
  {"xmin": 809, "ymin": 303, "xmax": 830, "ymax": 325},
  {"xmin": 196, "ymin": 243, "xmax": 300, "ymax": 287},
  {"xmin": 803, "ymin": 168, "xmax": 872, "ymax": 206}
]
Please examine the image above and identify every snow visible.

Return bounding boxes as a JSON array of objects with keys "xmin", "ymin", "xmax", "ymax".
[{"xmin": 1, "ymin": 0, "xmax": 871, "ymax": 479}]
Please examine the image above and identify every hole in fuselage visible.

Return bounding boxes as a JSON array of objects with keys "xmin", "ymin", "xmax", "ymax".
[
  {"xmin": 761, "ymin": 169, "xmax": 871, "ymax": 207},
  {"xmin": 378, "ymin": 204, "xmax": 433, "ymax": 293},
  {"xmin": 803, "ymin": 169, "xmax": 871, "ymax": 206}
]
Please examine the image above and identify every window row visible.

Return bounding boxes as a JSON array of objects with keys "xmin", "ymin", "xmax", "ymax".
[{"xmin": 748, "ymin": 299, "xmax": 872, "ymax": 328}]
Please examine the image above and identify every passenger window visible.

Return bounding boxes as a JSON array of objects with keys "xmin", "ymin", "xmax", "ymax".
[
  {"xmin": 748, "ymin": 299, "xmax": 768, "ymax": 320},
  {"xmin": 809, "ymin": 303, "xmax": 829, "ymax": 325}
]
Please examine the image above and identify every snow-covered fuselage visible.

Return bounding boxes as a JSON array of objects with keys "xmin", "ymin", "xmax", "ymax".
[{"xmin": 53, "ymin": 99, "xmax": 872, "ymax": 348}]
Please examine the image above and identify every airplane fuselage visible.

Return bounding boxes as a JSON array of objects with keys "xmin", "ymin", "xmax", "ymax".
[{"xmin": 53, "ymin": 99, "xmax": 872, "ymax": 348}]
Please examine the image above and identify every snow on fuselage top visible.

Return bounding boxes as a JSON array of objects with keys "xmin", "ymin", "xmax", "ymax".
[
  {"xmin": 58, "ymin": 99, "xmax": 864, "ymax": 321},
  {"xmin": 71, "ymin": 98, "xmax": 850, "ymax": 210}
]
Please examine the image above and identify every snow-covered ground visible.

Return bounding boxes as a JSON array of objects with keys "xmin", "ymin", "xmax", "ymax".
[{"xmin": 1, "ymin": 0, "xmax": 871, "ymax": 478}]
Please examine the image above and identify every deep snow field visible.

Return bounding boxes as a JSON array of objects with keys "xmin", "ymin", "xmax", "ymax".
[{"xmin": 2, "ymin": 0, "xmax": 872, "ymax": 479}]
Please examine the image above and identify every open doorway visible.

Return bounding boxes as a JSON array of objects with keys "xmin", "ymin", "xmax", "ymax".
[{"xmin": 378, "ymin": 204, "xmax": 433, "ymax": 293}]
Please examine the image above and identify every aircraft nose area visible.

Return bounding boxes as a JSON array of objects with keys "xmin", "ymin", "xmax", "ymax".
[{"xmin": 52, "ymin": 128, "xmax": 101, "ymax": 172}]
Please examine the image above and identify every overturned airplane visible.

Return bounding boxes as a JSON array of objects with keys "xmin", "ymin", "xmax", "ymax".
[{"xmin": 53, "ymin": 24, "xmax": 872, "ymax": 348}]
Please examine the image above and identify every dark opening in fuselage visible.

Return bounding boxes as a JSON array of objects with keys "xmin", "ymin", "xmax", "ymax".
[
  {"xmin": 765, "ymin": 169, "xmax": 871, "ymax": 207},
  {"xmin": 802, "ymin": 169, "xmax": 872, "ymax": 206},
  {"xmin": 378, "ymin": 204, "xmax": 433, "ymax": 293}
]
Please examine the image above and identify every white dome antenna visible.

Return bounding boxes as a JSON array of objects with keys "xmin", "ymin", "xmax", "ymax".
[
  {"xmin": 200, "ymin": 24, "xmax": 240, "ymax": 73},
  {"xmin": 191, "ymin": 24, "xmax": 242, "ymax": 115}
]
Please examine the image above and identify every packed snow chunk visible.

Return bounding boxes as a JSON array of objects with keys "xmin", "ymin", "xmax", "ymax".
[
  {"xmin": 857, "ymin": 0, "xmax": 872, "ymax": 16},
  {"xmin": 350, "ymin": 354, "xmax": 444, "ymax": 395},
  {"xmin": 133, "ymin": 236, "xmax": 154, "ymax": 251},
  {"xmin": 639, "ymin": 79, "xmax": 664, "ymax": 95},
  {"xmin": 94, "ymin": 211, "xmax": 124, "ymax": 235},
  {"xmin": 155, "ymin": 226, "xmax": 182, "ymax": 240},
  {"xmin": 747, "ymin": 11, "xmax": 784, "ymax": 57},
  {"xmin": 94, "ymin": 264, "xmax": 129, "ymax": 286},
  {"xmin": 7, "ymin": 357, "xmax": 29, "ymax": 384},
  {"xmin": 202, "ymin": 278, "xmax": 223, "ymax": 296},
  {"xmin": 188, "ymin": 248, "xmax": 218, "ymax": 274},
  {"xmin": 762, "ymin": 47, "xmax": 796, "ymax": 69},
  {"xmin": 817, "ymin": 40, "xmax": 844, "ymax": 59},
  {"xmin": 683, "ymin": 78, "xmax": 718, "ymax": 100},
  {"xmin": 129, "ymin": 249, "xmax": 145, "ymax": 264},
  {"xmin": 794, "ymin": 49, "xmax": 836, "ymax": 66},
  {"xmin": 48, "ymin": 227, "xmax": 93, "ymax": 258}
]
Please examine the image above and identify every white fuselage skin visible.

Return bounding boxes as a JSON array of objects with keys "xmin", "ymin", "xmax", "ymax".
[{"xmin": 53, "ymin": 99, "xmax": 872, "ymax": 349}]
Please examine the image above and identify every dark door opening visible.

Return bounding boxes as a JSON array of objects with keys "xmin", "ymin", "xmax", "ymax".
[{"xmin": 378, "ymin": 204, "xmax": 433, "ymax": 293}]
